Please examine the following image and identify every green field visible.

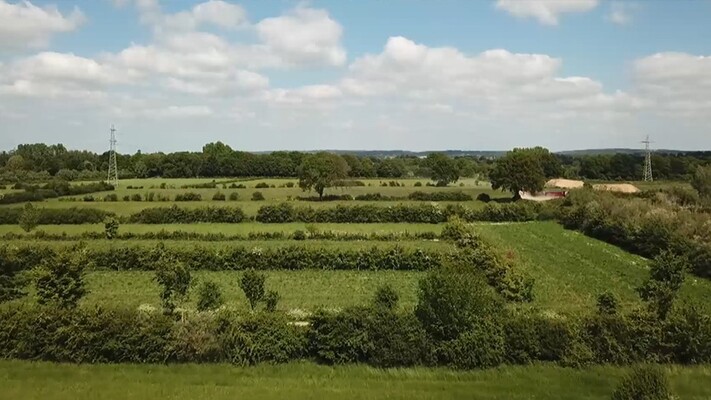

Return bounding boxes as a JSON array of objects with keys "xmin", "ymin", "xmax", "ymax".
[
  {"xmin": 478, "ymin": 222, "xmax": 711, "ymax": 314},
  {"xmin": 9, "ymin": 270, "xmax": 422, "ymax": 312},
  {"xmin": 0, "ymin": 222, "xmax": 445, "ymax": 236},
  {"xmin": 2, "ymin": 361, "xmax": 710, "ymax": 400}
]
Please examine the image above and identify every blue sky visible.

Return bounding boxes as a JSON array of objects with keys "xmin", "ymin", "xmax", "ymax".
[{"xmin": 1, "ymin": 0, "xmax": 710, "ymax": 153}]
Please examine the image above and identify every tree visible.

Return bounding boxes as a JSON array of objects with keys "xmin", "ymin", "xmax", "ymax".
[
  {"xmin": 637, "ymin": 251, "xmax": 686, "ymax": 320},
  {"xmin": 298, "ymin": 152, "xmax": 350, "ymax": 200},
  {"xmin": 489, "ymin": 148, "xmax": 547, "ymax": 199},
  {"xmin": 426, "ymin": 153, "xmax": 460, "ymax": 186},
  {"xmin": 691, "ymin": 165, "xmax": 711, "ymax": 200},
  {"xmin": 240, "ymin": 269, "xmax": 266, "ymax": 310},
  {"xmin": 153, "ymin": 251, "xmax": 192, "ymax": 315},
  {"xmin": 19, "ymin": 202, "xmax": 40, "ymax": 232},
  {"xmin": 35, "ymin": 249, "xmax": 87, "ymax": 308},
  {"xmin": 196, "ymin": 280, "xmax": 225, "ymax": 311},
  {"xmin": 5, "ymin": 155, "xmax": 26, "ymax": 171}
]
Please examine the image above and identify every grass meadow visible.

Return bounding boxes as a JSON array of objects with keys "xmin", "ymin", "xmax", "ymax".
[{"xmin": 2, "ymin": 361, "xmax": 711, "ymax": 400}]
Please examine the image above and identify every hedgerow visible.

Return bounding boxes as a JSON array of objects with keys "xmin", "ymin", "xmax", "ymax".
[
  {"xmin": 127, "ymin": 205, "xmax": 245, "ymax": 223},
  {"xmin": 0, "ymin": 207, "xmax": 112, "ymax": 225},
  {"xmin": 0, "ymin": 244, "xmax": 444, "ymax": 272}
]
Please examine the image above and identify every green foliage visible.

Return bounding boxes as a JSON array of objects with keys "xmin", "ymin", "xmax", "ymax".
[
  {"xmin": 597, "ymin": 292, "xmax": 620, "ymax": 315},
  {"xmin": 216, "ymin": 311, "xmax": 306, "ymax": 365},
  {"xmin": 426, "ymin": 153, "xmax": 460, "ymax": 186},
  {"xmin": 212, "ymin": 192, "xmax": 226, "ymax": 201},
  {"xmin": 104, "ymin": 217, "xmax": 119, "ymax": 240},
  {"xmin": 298, "ymin": 152, "xmax": 350, "ymax": 199},
  {"xmin": 228, "ymin": 192, "xmax": 239, "ymax": 201},
  {"xmin": 438, "ymin": 320, "xmax": 505, "ymax": 369},
  {"xmin": 611, "ymin": 365, "xmax": 672, "ymax": 400},
  {"xmin": 196, "ymin": 280, "xmax": 224, "ymax": 312},
  {"xmin": 637, "ymin": 252, "xmax": 686, "ymax": 320},
  {"xmin": 476, "ymin": 193, "xmax": 491, "ymax": 202},
  {"xmin": 292, "ymin": 230, "xmax": 307, "ymax": 240},
  {"xmin": 153, "ymin": 250, "xmax": 192, "ymax": 315},
  {"xmin": 0, "ymin": 243, "xmax": 443, "ymax": 272},
  {"xmin": 490, "ymin": 147, "xmax": 560, "ymax": 197},
  {"xmin": 0, "ymin": 248, "xmax": 25, "ymax": 302},
  {"xmin": 440, "ymin": 217, "xmax": 470, "ymax": 242},
  {"xmin": 175, "ymin": 192, "xmax": 202, "ymax": 201},
  {"xmin": 18, "ymin": 203, "xmax": 39, "ymax": 232},
  {"xmin": 255, "ymin": 182, "xmax": 270, "ymax": 189},
  {"xmin": 264, "ymin": 290, "xmax": 280, "ymax": 312},
  {"xmin": 35, "ymin": 248, "xmax": 87, "ymax": 308},
  {"xmin": 691, "ymin": 165, "xmax": 711, "ymax": 200},
  {"xmin": 372, "ymin": 284, "xmax": 399, "ymax": 311},
  {"xmin": 240, "ymin": 269, "xmax": 266, "ymax": 310},
  {"xmin": 251, "ymin": 191, "xmax": 265, "ymax": 201},
  {"xmin": 128, "ymin": 205, "xmax": 245, "ymax": 224},
  {"xmin": 415, "ymin": 266, "xmax": 503, "ymax": 341},
  {"xmin": 407, "ymin": 191, "xmax": 471, "ymax": 201}
]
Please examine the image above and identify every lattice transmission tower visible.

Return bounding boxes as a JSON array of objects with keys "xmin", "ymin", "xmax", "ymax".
[
  {"xmin": 107, "ymin": 124, "xmax": 119, "ymax": 187},
  {"xmin": 642, "ymin": 135, "xmax": 653, "ymax": 182}
]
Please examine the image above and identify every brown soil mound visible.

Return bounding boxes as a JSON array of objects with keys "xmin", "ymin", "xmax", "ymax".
[
  {"xmin": 593, "ymin": 183, "xmax": 640, "ymax": 193},
  {"xmin": 546, "ymin": 178, "xmax": 584, "ymax": 189}
]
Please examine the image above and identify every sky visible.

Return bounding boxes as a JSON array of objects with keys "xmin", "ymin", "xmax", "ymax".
[{"xmin": 0, "ymin": 0, "xmax": 710, "ymax": 154}]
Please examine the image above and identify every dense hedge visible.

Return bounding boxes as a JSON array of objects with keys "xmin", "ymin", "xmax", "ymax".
[
  {"xmin": 0, "ymin": 181, "xmax": 114, "ymax": 205},
  {"xmin": 1, "ymin": 230, "xmax": 439, "ymax": 242},
  {"xmin": 127, "ymin": 205, "xmax": 245, "ymax": 224},
  {"xmin": 558, "ymin": 190, "xmax": 711, "ymax": 278},
  {"xmin": 0, "ymin": 244, "xmax": 444, "ymax": 272},
  {"xmin": 0, "ymin": 207, "xmax": 112, "ymax": 225},
  {"xmin": 407, "ymin": 191, "xmax": 472, "ymax": 201},
  {"xmin": 0, "ymin": 304, "xmax": 708, "ymax": 368},
  {"xmin": 256, "ymin": 202, "xmax": 553, "ymax": 224}
]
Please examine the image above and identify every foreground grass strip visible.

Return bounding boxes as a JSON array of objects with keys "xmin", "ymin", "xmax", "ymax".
[{"xmin": 1, "ymin": 361, "xmax": 710, "ymax": 400}]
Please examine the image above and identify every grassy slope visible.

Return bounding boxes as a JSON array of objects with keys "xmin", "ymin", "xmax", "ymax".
[
  {"xmin": 477, "ymin": 221, "xmax": 711, "ymax": 314},
  {"xmin": 12, "ymin": 270, "xmax": 423, "ymax": 312},
  {"xmin": 1, "ymin": 361, "xmax": 710, "ymax": 400}
]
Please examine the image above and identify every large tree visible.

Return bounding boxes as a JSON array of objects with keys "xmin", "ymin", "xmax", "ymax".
[
  {"xmin": 489, "ymin": 148, "xmax": 559, "ymax": 199},
  {"xmin": 298, "ymin": 152, "xmax": 350, "ymax": 199},
  {"xmin": 426, "ymin": 152, "xmax": 460, "ymax": 186}
]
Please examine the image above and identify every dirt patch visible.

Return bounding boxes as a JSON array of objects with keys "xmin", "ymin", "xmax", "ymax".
[
  {"xmin": 546, "ymin": 179, "xmax": 584, "ymax": 189},
  {"xmin": 593, "ymin": 183, "xmax": 640, "ymax": 193}
]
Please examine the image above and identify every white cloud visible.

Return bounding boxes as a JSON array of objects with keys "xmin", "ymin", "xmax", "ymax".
[
  {"xmin": 606, "ymin": 2, "xmax": 638, "ymax": 25},
  {"xmin": 633, "ymin": 52, "xmax": 711, "ymax": 117},
  {"xmin": 256, "ymin": 6, "xmax": 346, "ymax": 67},
  {"xmin": 0, "ymin": 0, "xmax": 85, "ymax": 50},
  {"xmin": 496, "ymin": 0, "xmax": 598, "ymax": 25}
]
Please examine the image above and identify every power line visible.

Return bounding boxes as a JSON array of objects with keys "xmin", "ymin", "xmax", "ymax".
[
  {"xmin": 108, "ymin": 124, "xmax": 119, "ymax": 187},
  {"xmin": 642, "ymin": 135, "xmax": 653, "ymax": 182}
]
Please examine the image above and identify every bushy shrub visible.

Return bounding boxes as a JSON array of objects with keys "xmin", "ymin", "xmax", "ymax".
[
  {"xmin": 212, "ymin": 192, "xmax": 226, "ymax": 201},
  {"xmin": 292, "ymin": 230, "xmax": 307, "ymax": 241},
  {"xmin": 297, "ymin": 194, "xmax": 353, "ymax": 201},
  {"xmin": 18, "ymin": 202, "xmax": 39, "ymax": 232},
  {"xmin": 285, "ymin": 182, "xmax": 295, "ymax": 188},
  {"xmin": 438, "ymin": 320, "xmax": 505, "ymax": 369},
  {"xmin": 175, "ymin": 192, "xmax": 202, "ymax": 201},
  {"xmin": 240, "ymin": 270, "xmax": 265, "ymax": 310},
  {"xmin": 104, "ymin": 193, "xmax": 118, "ymax": 202},
  {"xmin": 597, "ymin": 292, "xmax": 619, "ymax": 315},
  {"xmin": 415, "ymin": 266, "xmax": 503, "ymax": 341},
  {"xmin": 255, "ymin": 182, "xmax": 270, "ymax": 189},
  {"xmin": 35, "ymin": 248, "xmax": 87, "ymax": 308},
  {"xmin": 196, "ymin": 281, "xmax": 224, "ymax": 312},
  {"xmin": 264, "ymin": 290, "xmax": 280, "ymax": 312},
  {"xmin": 153, "ymin": 251, "xmax": 192, "ymax": 315},
  {"xmin": 104, "ymin": 217, "xmax": 119, "ymax": 240},
  {"xmin": 0, "ymin": 248, "xmax": 25, "ymax": 302},
  {"xmin": 414, "ymin": 182, "xmax": 422, "ymax": 187},
  {"xmin": 308, "ymin": 307, "xmax": 373, "ymax": 364},
  {"xmin": 476, "ymin": 193, "xmax": 491, "ymax": 203},
  {"xmin": 637, "ymin": 252, "xmax": 686, "ymax": 320},
  {"xmin": 216, "ymin": 311, "xmax": 306, "ymax": 365},
  {"xmin": 611, "ymin": 365, "xmax": 672, "ymax": 400},
  {"xmin": 372, "ymin": 284, "xmax": 399, "ymax": 311},
  {"xmin": 228, "ymin": 192, "xmax": 239, "ymax": 201},
  {"xmin": 130, "ymin": 193, "xmax": 142, "ymax": 202},
  {"xmin": 256, "ymin": 203, "xmax": 447, "ymax": 223},
  {"xmin": 251, "ymin": 191, "xmax": 265, "ymax": 201}
]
